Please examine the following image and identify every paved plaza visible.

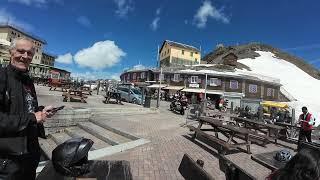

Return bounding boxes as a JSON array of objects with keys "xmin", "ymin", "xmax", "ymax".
[{"xmin": 36, "ymin": 85, "xmax": 300, "ymax": 180}]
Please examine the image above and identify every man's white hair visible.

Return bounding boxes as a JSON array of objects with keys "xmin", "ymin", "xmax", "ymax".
[{"xmin": 9, "ymin": 37, "xmax": 35, "ymax": 52}]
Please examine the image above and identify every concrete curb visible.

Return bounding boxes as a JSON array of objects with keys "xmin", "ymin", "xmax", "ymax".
[{"xmin": 88, "ymin": 138, "xmax": 150, "ymax": 160}]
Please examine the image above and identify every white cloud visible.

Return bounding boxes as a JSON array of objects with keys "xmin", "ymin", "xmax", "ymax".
[
  {"xmin": 0, "ymin": 8, "xmax": 33, "ymax": 31},
  {"xmin": 56, "ymin": 53, "xmax": 73, "ymax": 64},
  {"xmin": 132, "ymin": 64, "xmax": 146, "ymax": 70},
  {"xmin": 8, "ymin": 0, "xmax": 63, "ymax": 7},
  {"xmin": 114, "ymin": 0, "xmax": 134, "ymax": 18},
  {"xmin": 74, "ymin": 40, "xmax": 126, "ymax": 70},
  {"xmin": 156, "ymin": 8, "xmax": 161, "ymax": 15},
  {"xmin": 150, "ymin": 17, "xmax": 160, "ymax": 31},
  {"xmin": 184, "ymin": 20, "xmax": 188, "ymax": 25},
  {"xmin": 150, "ymin": 7, "xmax": 161, "ymax": 31},
  {"xmin": 194, "ymin": 0, "xmax": 230, "ymax": 28},
  {"xmin": 71, "ymin": 71, "xmax": 120, "ymax": 80},
  {"xmin": 285, "ymin": 44, "xmax": 320, "ymax": 51},
  {"xmin": 77, "ymin": 16, "xmax": 91, "ymax": 28}
]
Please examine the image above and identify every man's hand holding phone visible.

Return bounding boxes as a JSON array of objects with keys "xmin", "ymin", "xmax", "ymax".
[{"xmin": 43, "ymin": 105, "xmax": 65, "ymax": 117}]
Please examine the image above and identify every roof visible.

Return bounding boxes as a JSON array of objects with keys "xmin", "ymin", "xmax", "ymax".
[
  {"xmin": 51, "ymin": 67, "xmax": 70, "ymax": 73},
  {"xmin": 160, "ymin": 40, "xmax": 200, "ymax": 53},
  {"xmin": 0, "ymin": 23, "xmax": 47, "ymax": 44},
  {"xmin": 42, "ymin": 52, "xmax": 57, "ymax": 58}
]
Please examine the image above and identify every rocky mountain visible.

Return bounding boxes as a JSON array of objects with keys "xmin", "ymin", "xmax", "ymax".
[{"xmin": 202, "ymin": 43, "xmax": 320, "ymax": 80}]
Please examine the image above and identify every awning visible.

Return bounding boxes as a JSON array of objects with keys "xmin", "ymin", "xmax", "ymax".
[
  {"xmin": 182, "ymin": 88, "xmax": 205, "ymax": 93},
  {"xmin": 224, "ymin": 92, "xmax": 245, "ymax": 98},
  {"xmin": 147, "ymin": 84, "xmax": 167, "ymax": 88},
  {"xmin": 206, "ymin": 90, "xmax": 224, "ymax": 95},
  {"xmin": 163, "ymin": 86, "xmax": 184, "ymax": 90},
  {"xmin": 261, "ymin": 101, "xmax": 288, "ymax": 108}
]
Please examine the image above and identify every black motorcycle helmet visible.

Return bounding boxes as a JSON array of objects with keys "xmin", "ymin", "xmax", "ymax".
[
  {"xmin": 52, "ymin": 137, "xmax": 94, "ymax": 177},
  {"xmin": 274, "ymin": 149, "xmax": 292, "ymax": 162}
]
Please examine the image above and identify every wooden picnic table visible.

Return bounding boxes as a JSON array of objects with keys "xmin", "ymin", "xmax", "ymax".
[
  {"xmin": 189, "ymin": 116, "xmax": 252, "ymax": 154},
  {"xmin": 80, "ymin": 86, "xmax": 92, "ymax": 95},
  {"xmin": 62, "ymin": 89, "xmax": 88, "ymax": 103},
  {"xmin": 103, "ymin": 92, "xmax": 122, "ymax": 104},
  {"xmin": 232, "ymin": 116, "xmax": 285, "ymax": 143}
]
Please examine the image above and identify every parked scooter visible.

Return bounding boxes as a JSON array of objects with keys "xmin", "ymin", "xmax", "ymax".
[{"xmin": 170, "ymin": 97, "xmax": 188, "ymax": 115}]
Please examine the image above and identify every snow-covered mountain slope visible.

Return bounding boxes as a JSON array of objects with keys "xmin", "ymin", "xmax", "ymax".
[{"xmin": 238, "ymin": 51, "xmax": 320, "ymax": 126}]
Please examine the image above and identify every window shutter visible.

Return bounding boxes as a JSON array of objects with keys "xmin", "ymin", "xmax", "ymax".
[{"xmin": 188, "ymin": 77, "xmax": 191, "ymax": 83}]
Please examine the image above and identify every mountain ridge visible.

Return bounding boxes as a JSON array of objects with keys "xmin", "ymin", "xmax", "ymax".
[{"xmin": 202, "ymin": 43, "xmax": 320, "ymax": 80}]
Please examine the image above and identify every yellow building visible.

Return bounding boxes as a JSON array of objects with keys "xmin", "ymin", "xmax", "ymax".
[
  {"xmin": 0, "ymin": 24, "xmax": 57, "ymax": 78},
  {"xmin": 0, "ymin": 24, "xmax": 47, "ymax": 64},
  {"xmin": 159, "ymin": 40, "xmax": 201, "ymax": 67}
]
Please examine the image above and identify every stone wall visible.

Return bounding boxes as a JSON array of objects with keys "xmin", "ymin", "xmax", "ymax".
[{"xmin": 43, "ymin": 108, "xmax": 91, "ymax": 135}]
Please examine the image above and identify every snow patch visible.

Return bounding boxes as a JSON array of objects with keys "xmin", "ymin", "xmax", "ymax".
[{"xmin": 238, "ymin": 51, "xmax": 320, "ymax": 126}]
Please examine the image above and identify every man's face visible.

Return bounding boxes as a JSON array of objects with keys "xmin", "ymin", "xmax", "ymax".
[
  {"xmin": 302, "ymin": 109, "xmax": 307, "ymax": 114},
  {"xmin": 10, "ymin": 39, "xmax": 35, "ymax": 71}
]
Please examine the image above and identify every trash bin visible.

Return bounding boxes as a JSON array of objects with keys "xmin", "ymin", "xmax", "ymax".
[{"xmin": 144, "ymin": 95, "xmax": 151, "ymax": 108}]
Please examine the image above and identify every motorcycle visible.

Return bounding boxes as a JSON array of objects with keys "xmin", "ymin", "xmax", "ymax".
[{"xmin": 170, "ymin": 98, "xmax": 188, "ymax": 115}]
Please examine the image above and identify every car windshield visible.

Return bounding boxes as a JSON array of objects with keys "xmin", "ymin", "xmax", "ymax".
[{"xmin": 132, "ymin": 88, "xmax": 141, "ymax": 95}]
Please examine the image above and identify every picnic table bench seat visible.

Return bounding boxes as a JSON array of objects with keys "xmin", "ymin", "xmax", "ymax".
[
  {"xmin": 62, "ymin": 90, "xmax": 88, "ymax": 103},
  {"xmin": 188, "ymin": 125, "xmax": 237, "ymax": 153}
]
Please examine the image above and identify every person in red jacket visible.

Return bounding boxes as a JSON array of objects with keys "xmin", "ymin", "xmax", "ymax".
[{"xmin": 298, "ymin": 106, "xmax": 315, "ymax": 144}]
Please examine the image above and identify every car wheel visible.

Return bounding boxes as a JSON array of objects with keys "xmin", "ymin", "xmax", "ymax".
[{"xmin": 132, "ymin": 98, "xmax": 138, "ymax": 104}]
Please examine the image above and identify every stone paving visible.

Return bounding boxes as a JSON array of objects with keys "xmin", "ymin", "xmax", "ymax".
[{"xmin": 35, "ymin": 85, "xmax": 298, "ymax": 180}]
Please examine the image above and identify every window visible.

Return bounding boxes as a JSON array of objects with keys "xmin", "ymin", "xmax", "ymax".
[
  {"xmin": 230, "ymin": 80, "xmax": 239, "ymax": 89},
  {"xmin": 182, "ymin": 50, "xmax": 184, "ymax": 55},
  {"xmin": 267, "ymin": 88, "xmax": 272, "ymax": 96},
  {"xmin": 195, "ymin": 52, "xmax": 198, "ymax": 54},
  {"xmin": 191, "ymin": 76, "xmax": 198, "ymax": 83},
  {"xmin": 141, "ymin": 72, "xmax": 145, "ymax": 79},
  {"xmin": 267, "ymin": 88, "xmax": 275, "ymax": 97},
  {"xmin": 190, "ymin": 52, "xmax": 193, "ymax": 57},
  {"xmin": 133, "ymin": 73, "xmax": 136, "ymax": 80},
  {"xmin": 173, "ymin": 74, "xmax": 180, "ymax": 82},
  {"xmin": 209, "ymin": 78, "xmax": 221, "ymax": 86},
  {"xmin": 248, "ymin": 84, "xmax": 258, "ymax": 93}
]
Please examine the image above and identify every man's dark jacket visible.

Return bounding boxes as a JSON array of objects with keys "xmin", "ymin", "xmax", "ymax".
[{"xmin": 0, "ymin": 65, "xmax": 45, "ymax": 156}]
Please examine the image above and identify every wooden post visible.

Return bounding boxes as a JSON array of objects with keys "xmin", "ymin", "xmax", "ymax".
[
  {"xmin": 97, "ymin": 81, "xmax": 100, "ymax": 95},
  {"xmin": 230, "ymin": 102, "xmax": 234, "ymax": 114},
  {"xmin": 141, "ymin": 87, "xmax": 145, "ymax": 107},
  {"xmin": 291, "ymin": 108, "xmax": 295, "ymax": 138}
]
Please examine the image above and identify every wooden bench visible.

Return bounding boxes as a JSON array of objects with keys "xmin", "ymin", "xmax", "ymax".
[
  {"xmin": 232, "ymin": 117, "xmax": 285, "ymax": 143},
  {"xmin": 178, "ymin": 153, "xmax": 215, "ymax": 180},
  {"xmin": 80, "ymin": 86, "xmax": 92, "ymax": 95},
  {"xmin": 188, "ymin": 125, "xmax": 237, "ymax": 154},
  {"xmin": 220, "ymin": 155, "xmax": 257, "ymax": 180},
  {"xmin": 190, "ymin": 117, "xmax": 252, "ymax": 154},
  {"xmin": 62, "ymin": 90, "xmax": 88, "ymax": 103},
  {"xmin": 103, "ymin": 92, "xmax": 122, "ymax": 104}
]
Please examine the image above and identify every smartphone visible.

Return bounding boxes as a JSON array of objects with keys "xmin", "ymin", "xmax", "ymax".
[{"xmin": 47, "ymin": 105, "xmax": 65, "ymax": 113}]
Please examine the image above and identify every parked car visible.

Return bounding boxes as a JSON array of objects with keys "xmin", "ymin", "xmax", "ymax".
[{"xmin": 118, "ymin": 86, "xmax": 143, "ymax": 105}]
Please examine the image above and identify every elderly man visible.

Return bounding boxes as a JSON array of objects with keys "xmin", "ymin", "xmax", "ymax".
[{"xmin": 0, "ymin": 38, "xmax": 54, "ymax": 179}]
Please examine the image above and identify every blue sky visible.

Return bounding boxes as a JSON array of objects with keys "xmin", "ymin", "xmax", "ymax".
[{"xmin": 0, "ymin": 0, "xmax": 320, "ymax": 80}]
